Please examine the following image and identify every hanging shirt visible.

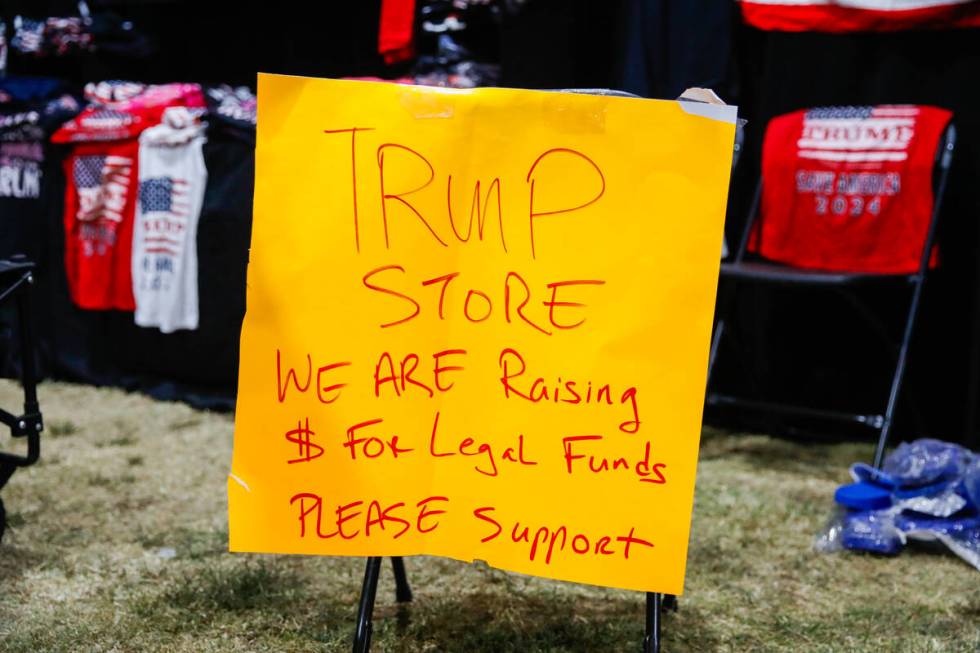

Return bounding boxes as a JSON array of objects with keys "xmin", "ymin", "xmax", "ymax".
[
  {"xmin": 1, "ymin": 94, "xmax": 79, "ymax": 203},
  {"xmin": 204, "ymin": 85, "xmax": 256, "ymax": 144},
  {"xmin": 379, "ymin": 0, "xmax": 416, "ymax": 63},
  {"xmin": 752, "ymin": 105, "xmax": 952, "ymax": 274},
  {"xmin": 54, "ymin": 82, "xmax": 207, "ymax": 312},
  {"xmin": 740, "ymin": 0, "xmax": 980, "ymax": 32},
  {"xmin": 10, "ymin": 16, "xmax": 94, "ymax": 56},
  {"xmin": 0, "ymin": 82, "xmax": 80, "ymax": 260},
  {"xmin": 1, "ymin": 93, "xmax": 80, "ymax": 144},
  {"xmin": 132, "ymin": 107, "xmax": 207, "ymax": 333},
  {"xmin": 62, "ymin": 139, "xmax": 140, "ymax": 310},
  {"xmin": 52, "ymin": 82, "xmax": 205, "ymax": 143}
]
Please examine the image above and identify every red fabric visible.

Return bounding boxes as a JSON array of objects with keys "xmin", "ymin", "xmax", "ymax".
[
  {"xmin": 62, "ymin": 140, "xmax": 139, "ymax": 310},
  {"xmin": 378, "ymin": 0, "xmax": 416, "ymax": 64},
  {"xmin": 751, "ymin": 105, "xmax": 952, "ymax": 274},
  {"xmin": 52, "ymin": 83, "xmax": 205, "ymax": 143},
  {"xmin": 741, "ymin": 1, "xmax": 980, "ymax": 32}
]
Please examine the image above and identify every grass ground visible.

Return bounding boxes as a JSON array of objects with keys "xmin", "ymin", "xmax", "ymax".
[{"xmin": 0, "ymin": 380, "xmax": 977, "ymax": 653}]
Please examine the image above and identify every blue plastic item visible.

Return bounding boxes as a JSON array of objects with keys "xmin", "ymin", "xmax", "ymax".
[
  {"xmin": 835, "ymin": 481, "xmax": 893, "ymax": 511},
  {"xmin": 964, "ymin": 458, "xmax": 980, "ymax": 510},
  {"xmin": 822, "ymin": 439, "xmax": 980, "ymax": 569},
  {"xmin": 851, "ymin": 463, "xmax": 899, "ymax": 489},
  {"xmin": 841, "ymin": 511, "xmax": 903, "ymax": 555},
  {"xmin": 852, "ymin": 448, "xmax": 963, "ymax": 499},
  {"xmin": 895, "ymin": 512, "xmax": 980, "ymax": 535},
  {"xmin": 882, "ymin": 439, "xmax": 970, "ymax": 487},
  {"xmin": 893, "ymin": 479, "xmax": 959, "ymax": 500}
]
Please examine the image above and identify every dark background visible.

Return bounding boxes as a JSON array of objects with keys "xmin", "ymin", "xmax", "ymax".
[{"xmin": 3, "ymin": 0, "xmax": 978, "ymax": 446}]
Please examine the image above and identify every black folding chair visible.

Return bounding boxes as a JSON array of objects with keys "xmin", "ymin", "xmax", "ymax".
[
  {"xmin": 706, "ymin": 115, "xmax": 956, "ymax": 469},
  {"xmin": 0, "ymin": 256, "xmax": 44, "ymax": 542}
]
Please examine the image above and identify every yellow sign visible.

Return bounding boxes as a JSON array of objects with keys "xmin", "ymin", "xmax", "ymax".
[{"xmin": 229, "ymin": 73, "xmax": 735, "ymax": 595}]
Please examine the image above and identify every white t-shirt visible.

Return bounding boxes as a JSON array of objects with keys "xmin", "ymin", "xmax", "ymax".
[{"xmin": 132, "ymin": 107, "xmax": 207, "ymax": 333}]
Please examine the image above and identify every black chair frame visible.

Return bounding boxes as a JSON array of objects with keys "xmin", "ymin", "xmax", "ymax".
[
  {"xmin": 707, "ymin": 123, "xmax": 956, "ymax": 469},
  {"xmin": 0, "ymin": 257, "xmax": 44, "ymax": 542}
]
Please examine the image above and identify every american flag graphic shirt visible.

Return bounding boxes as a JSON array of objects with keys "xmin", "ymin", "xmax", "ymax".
[
  {"xmin": 62, "ymin": 139, "xmax": 139, "ymax": 310},
  {"xmin": 132, "ymin": 110, "xmax": 207, "ymax": 333},
  {"xmin": 752, "ymin": 105, "xmax": 952, "ymax": 274}
]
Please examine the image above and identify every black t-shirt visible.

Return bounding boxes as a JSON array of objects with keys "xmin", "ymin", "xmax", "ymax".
[
  {"xmin": 204, "ymin": 85, "xmax": 256, "ymax": 144},
  {"xmin": 0, "ymin": 78, "xmax": 81, "ymax": 259}
]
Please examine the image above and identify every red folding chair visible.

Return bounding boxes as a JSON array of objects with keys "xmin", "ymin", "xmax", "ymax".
[{"xmin": 706, "ymin": 105, "xmax": 956, "ymax": 468}]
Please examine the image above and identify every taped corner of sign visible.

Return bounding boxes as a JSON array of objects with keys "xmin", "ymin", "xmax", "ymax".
[
  {"xmin": 544, "ymin": 93, "xmax": 607, "ymax": 133},
  {"xmin": 399, "ymin": 85, "xmax": 461, "ymax": 119},
  {"xmin": 229, "ymin": 471, "xmax": 251, "ymax": 493},
  {"xmin": 677, "ymin": 100, "xmax": 738, "ymax": 125}
]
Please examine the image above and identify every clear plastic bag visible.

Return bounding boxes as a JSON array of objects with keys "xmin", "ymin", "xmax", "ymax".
[
  {"xmin": 814, "ymin": 506, "xmax": 906, "ymax": 555},
  {"xmin": 882, "ymin": 439, "xmax": 971, "ymax": 487},
  {"xmin": 964, "ymin": 456, "xmax": 980, "ymax": 509},
  {"xmin": 815, "ymin": 439, "xmax": 979, "ymax": 571}
]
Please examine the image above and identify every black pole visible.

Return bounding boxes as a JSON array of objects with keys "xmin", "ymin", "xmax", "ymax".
[
  {"xmin": 391, "ymin": 556, "xmax": 412, "ymax": 603},
  {"xmin": 353, "ymin": 557, "xmax": 383, "ymax": 653},
  {"xmin": 873, "ymin": 126, "xmax": 954, "ymax": 469},
  {"xmin": 0, "ymin": 463, "xmax": 14, "ymax": 492},
  {"xmin": 643, "ymin": 592, "xmax": 662, "ymax": 653},
  {"xmin": 15, "ymin": 271, "xmax": 38, "ymax": 417}
]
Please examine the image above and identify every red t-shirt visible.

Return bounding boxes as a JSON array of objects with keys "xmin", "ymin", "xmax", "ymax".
[
  {"xmin": 62, "ymin": 139, "xmax": 140, "ymax": 310},
  {"xmin": 378, "ymin": 0, "xmax": 416, "ymax": 64},
  {"xmin": 751, "ymin": 105, "xmax": 952, "ymax": 274}
]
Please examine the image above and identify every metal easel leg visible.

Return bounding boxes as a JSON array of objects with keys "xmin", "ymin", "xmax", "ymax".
[
  {"xmin": 643, "ymin": 592, "xmax": 662, "ymax": 653},
  {"xmin": 391, "ymin": 556, "xmax": 412, "ymax": 603},
  {"xmin": 353, "ymin": 557, "xmax": 383, "ymax": 653}
]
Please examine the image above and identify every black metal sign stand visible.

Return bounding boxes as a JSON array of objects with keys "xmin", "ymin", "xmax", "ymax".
[
  {"xmin": 353, "ymin": 556, "xmax": 412, "ymax": 651},
  {"xmin": 340, "ymin": 86, "xmax": 693, "ymax": 652},
  {"xmin": 352, "ymin": 556, "xmax": 676, "ymax": 653}
]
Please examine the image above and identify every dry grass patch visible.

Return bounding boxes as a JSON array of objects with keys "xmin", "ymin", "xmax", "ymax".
[{"xmin": 0, "ymin": 380, "xmax": 977, "ymax": 652}]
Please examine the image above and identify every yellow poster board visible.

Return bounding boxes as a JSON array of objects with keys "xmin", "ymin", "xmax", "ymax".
[{"xmin": 229, "ymin": 73, "xmax": 736, "ymax": 596}]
